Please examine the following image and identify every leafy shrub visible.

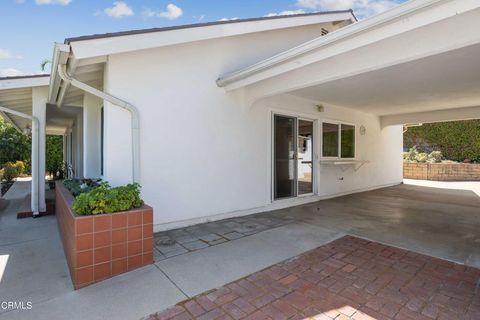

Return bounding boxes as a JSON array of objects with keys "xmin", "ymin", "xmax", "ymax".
[
  {"xmin": 1, "ymin": 162, "xmax": 20, "ymax": 182},
  {"xmin": 0, "ymin": 118, "xmax": 31, "ymax": 168},
  {"xmin": 63, "ymin": 179, "xmax": 100, "ymax": 197},
  {"xmin": 46, "ymin": 135, "xmax": 63, "ymax": 178},
  {"xmin": 404, "ymin": 120, "xmax": 480, "ymax": 162},
  {"xmin": 72, "ymin": 182, "xmax": 144, "ymax": 215},
  {"xmin": 14, "ymin": 161, "xmax": 26, "ymax": 175},
  {"xmin": 405, "ymin": 146, "xmax": 418, "ymax": 161},
  {"xmin": 427, "ymin": 151, "xmax": 442, "ymax": 163},
  {"xmin": 415, "ymin": 152, "xmax": 429, "ymax": 163},
  {"xmin": 404, "ymin": 147, "xmax": 444, "ymax": 163}
]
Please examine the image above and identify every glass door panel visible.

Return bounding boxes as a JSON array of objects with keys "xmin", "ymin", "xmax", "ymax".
[
  {"xmin": 274, "ymin": 115, "xmax": 296, "ymax": 199},
  {"xmin": 298, "ymin": 120, "xmax": 314, "ymax": 195}
]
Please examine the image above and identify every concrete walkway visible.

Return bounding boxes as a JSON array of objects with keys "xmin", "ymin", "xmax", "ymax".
[
  {"xmin": 0, "ymin": 182, "xmax": 344, "ymax": 320},
  {"xmin": 0, "ymin": 181, "xmax": 479, "ymax": 319},
  {"xmin": 404, "ymin": 178, "xmax": 480, "ymax": 197},
  {"xmin": 0, "ymin": 182, "xmax": 186, "ymax": 320},
  {"xmin": 2, "ymin": 180, "xmax": 32, "ymax": 200}
]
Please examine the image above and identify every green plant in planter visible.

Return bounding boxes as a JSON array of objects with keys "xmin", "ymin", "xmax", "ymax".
[
  {"xmin": 72, "ymin": 182, "xmax": 144, "ymax": 215},
  {"xmin": 63, "ymin": 179, "xmax": 100, "ymax": 197},
  {"xmin": 405, "ymin": 146, "xmax": 418, "ymax": 162},
  {"xmin": 415, "ymin": 152, "xmax": 429, "ymax": 163},
  {"xmin": 427, "ymin": 150, "xmax": 443, "ymax": 163}
]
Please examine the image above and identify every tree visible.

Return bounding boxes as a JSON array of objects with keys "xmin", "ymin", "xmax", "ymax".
[
  {"xmin": 0, "ymin": 118, "xmax": 31, "ymax": 169},
  {"xmin": 46, "ymin": 135, "xmax": 63, "ymax": 178}
]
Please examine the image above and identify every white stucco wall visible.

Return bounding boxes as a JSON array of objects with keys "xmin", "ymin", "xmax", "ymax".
[{"xmin": 102, "ymin": 25, "xmax": 403, "ymax": 229}]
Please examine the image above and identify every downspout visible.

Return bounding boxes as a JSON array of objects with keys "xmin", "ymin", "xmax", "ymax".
[
  {"xmin": 0, "ymin": 106, "xmax": 40, "ymax": 215},
  {"xmin": 56, "ymin": 64, "xmax": 140, "ymax": 183}
]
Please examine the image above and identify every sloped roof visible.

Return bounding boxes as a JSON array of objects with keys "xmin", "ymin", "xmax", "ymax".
[{"xmin": 65, "ymin": 10, "xmax": 356, "ymax": 43}]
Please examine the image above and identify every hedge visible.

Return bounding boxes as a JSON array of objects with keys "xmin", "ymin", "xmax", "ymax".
[{"xmin": 404, "ymin": 120, "xmax": 480, "ymax": 162}]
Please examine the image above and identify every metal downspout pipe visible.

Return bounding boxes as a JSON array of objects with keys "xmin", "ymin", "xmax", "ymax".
[
  {"xmin": 56, "ymin": 65, "xmax": 140, "ymax": 183},
  {"xmin": 0, "ymin": 106, "xmax": 40, "ymax": 215}
]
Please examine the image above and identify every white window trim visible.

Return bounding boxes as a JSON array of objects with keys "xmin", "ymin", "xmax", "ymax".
[{"xmin": 320, "ymin": 119, "xmax": 357, "ymax": 161}]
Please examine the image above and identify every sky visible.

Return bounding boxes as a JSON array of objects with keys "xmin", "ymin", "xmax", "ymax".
[{"xmin": 0, "ymin": 0, "xmax": 407, "ymax": 77}]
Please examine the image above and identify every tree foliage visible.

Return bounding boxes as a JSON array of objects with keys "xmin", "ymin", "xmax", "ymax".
[
  {"xmin": 0, "ymin": 118, "xmax": 31, "ymax": 169},
  {"xmin": 0, "ymin": 118, "xmax": 64, "ymax": 177},
  {"xmin": 46, "ymin": 135, "xmax": 63, "ymax": 178},
  {"xmin": 404, "ymin": 120, "xmax": 480, "ymax": 162}
]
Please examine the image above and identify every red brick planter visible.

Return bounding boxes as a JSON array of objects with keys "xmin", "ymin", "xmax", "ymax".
[{"xmin": 55, "ymin": 181, "xmax": 154, "ymax": 289}]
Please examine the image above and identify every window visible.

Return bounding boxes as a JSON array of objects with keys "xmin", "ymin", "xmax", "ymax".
[
  {"xmin": 341, "ymin": 124, "xmax": 355, "ymax": 158},
  {"xmin": 322, "ymin": 122, "xmax": 355, "ymax": 159},
  {"xmin": 322, "ymin": 123, "xmax": 339, "ymax": 157}
]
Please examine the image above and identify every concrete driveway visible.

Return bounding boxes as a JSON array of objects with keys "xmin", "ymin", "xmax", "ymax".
[{"xmin": 0, "ymin": 181, "xmax": 479, "ymax": 319}]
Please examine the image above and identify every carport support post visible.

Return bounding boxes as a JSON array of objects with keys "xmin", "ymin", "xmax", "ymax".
[
  {"xmin": 83, "ymin": 94, "xmax": 103, "ymax": 179},
  {"xmin": 32, "ymin": 87, "xmax": 47, "ymax": 213}
]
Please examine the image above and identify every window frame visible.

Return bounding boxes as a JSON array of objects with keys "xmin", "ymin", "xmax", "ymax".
[{"xmin": 321, "ymin": 120, "xmax": 356, "ymax": 160}]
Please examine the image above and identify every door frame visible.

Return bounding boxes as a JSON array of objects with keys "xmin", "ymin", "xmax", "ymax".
[{"xmin": 270, "ymin": 110, "xmax": 317, "ymax": 202}]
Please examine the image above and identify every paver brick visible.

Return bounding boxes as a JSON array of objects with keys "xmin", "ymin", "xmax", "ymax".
[{"xmin": 149, "ymin": 236, "xmax": 480, "ymax": 320}]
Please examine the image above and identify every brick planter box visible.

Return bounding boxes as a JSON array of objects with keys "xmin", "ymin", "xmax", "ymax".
[
  {"xmin": 404, "ymin": 162, "xmax": 480, "ymax": 181},
  {"xmin": 55, "ymin": 181, "xmax": 153, "ymax": 289}
]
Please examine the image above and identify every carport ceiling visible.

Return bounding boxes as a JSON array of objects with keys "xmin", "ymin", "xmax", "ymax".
[
  {"xmin": 46, "ymin": 104, "xmax": 81, "ymax": 135},
  {"xmin": 0, "ymin": 87, "xmax": 32, "ymax": 131},
  {"xmin": 290, "ymin": 43, "xmax": 480, "ymax": 116}
]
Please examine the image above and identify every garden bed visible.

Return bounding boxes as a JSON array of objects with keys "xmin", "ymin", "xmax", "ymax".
[
  {"xmin": 1, "ymin": 181, "xmax": 14, "ymax": 196},
  {"xmin": 55, "ymin": 181, "xmax": 153, "ymax": 289},
  {"xmin": 404, "ymin": 162, "xmax": 480, "ymax": 181}
]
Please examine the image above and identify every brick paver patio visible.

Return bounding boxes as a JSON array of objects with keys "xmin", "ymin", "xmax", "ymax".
[{"xmin": 147, "ymin": 236, "xmax": 480, "ymax": 320}]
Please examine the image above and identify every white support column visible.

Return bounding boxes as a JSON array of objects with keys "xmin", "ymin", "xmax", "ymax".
[
  {"xmin": 32, "ymin": 87, "xmax": 48, "ymax": 213},
  {"xmin": 66, "ymin": 130, "xmax": 70, "ymax": 168},
  {"xmin": 74, "ymin": 113, "xmax": 84, "ymax": 178},
  {"xmin": 83, "ymin": 93, "xmax": 102, "ymax": 179},
  {"xmin": 63, "ymin": 134, "xmax": 67, "ymax": 165}
]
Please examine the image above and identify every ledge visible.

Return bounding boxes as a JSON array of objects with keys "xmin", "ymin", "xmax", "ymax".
[{"xmin": 319, "ymin": 160, "xmax": 369, "ymax": 171}]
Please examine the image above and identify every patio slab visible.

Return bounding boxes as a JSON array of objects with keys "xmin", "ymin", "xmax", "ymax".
[
  {"xmin": 154, "ymin": 212, "xmax": 293, "ymax": 261},
  {"xmin": 156, "ymin": 222, "xmax": 342, "ymax": 297},
  {"xmin": 1, "ymin": 181, "xmax": 480, "ymax": 319},
  {"xmin": 148, "ymin": 236, "xmax": 480, "ymax": 320},
  {"xmin": 297, "ymin": 183, "xmax": 480, "ymax": 268}
]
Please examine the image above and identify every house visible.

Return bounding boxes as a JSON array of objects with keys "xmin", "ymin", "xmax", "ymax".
[{"xmin": 1, "ymin": 0, "xmax": 480, "ymax": 231}]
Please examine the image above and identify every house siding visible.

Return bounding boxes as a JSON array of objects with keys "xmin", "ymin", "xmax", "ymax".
[{"xmin": 101, "ymin": 25, "xmax": 403, "ymax": 229}]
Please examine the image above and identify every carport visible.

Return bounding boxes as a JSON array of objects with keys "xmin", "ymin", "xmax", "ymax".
[
  {"xmin": 214, "ymin": 0, "xmax": 480, "ymax": 270},
  {"xmin": 218, "ymin": 0, "xmax": 480, "ymax": 127}
]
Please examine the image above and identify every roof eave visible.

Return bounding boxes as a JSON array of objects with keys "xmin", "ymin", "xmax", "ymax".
[
  {"xmin": 65, "ymin": 10, "xmax": 356, "ymax": 44},
  {"xmin": 216, "ymin": 0, "xmax": 451, "ymax": 90},
  {"xmin": 48, "ymin": 43, "xmax": 71, "ymax": 104},
  {"xmin": 0, "ymin": 75, "xmax": 50, "ymax": 90},
  {"xmin": 67, "ymin": 11, "xmax": 356, "ymax": 60}
]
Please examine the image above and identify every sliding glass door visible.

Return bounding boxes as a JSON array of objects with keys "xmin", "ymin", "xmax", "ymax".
[
  {"xmin": 298, "ymin": 120, "xmax": 314, "ymax": 195},
  {"xmin": 274, "ymin": 115, "xmax": 296, "ymax": 199},
  {"xmin": 273, "ymin": 115, "xmax": 314, "ymax": 200}
]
